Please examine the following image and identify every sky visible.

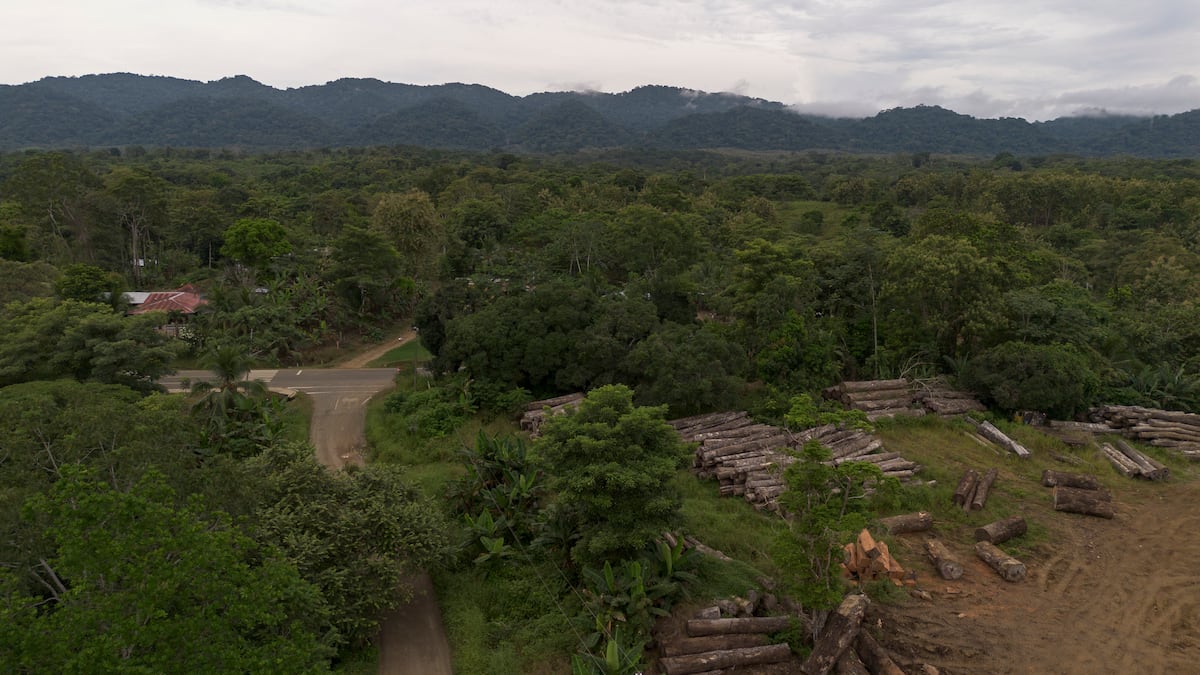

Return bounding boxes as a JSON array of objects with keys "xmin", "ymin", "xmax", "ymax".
[{"xmin": 4, "ymin": 0, "xmax": 1199, "ymax": 121}]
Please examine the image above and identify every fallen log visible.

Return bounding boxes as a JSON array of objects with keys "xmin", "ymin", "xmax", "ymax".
[
  {"xmin": 836, "ymin": 648, "xmax": 870, "ymax": 675},
  {"xmin": 1114, "ymin": 439, "xmax": 1169, "ymax": 481},
  {"xmin": 970, "ymin": 468, "xmax": 999, "ymax": 511},
  {"xmin": 524, "ymin": 392, "xmax": 584, "ymax": 411},
  {"xmin": 878, "ymin": 511, "xmax": 933, "ymax": 535},
  {"xmin": 843, "ymin": 388, "xmax": 916, "ymax": 404},
  {"xmin": 976, "ymin": 421, "xmax": 1032, "ymax": 458},
  {"xmin": 1053, "ymin": 486, "xmax": 1114, "ymax": 519},
  {"xmin": 686, "ymin": 616, "xmax": 792, "ymax": 637},
  {"xmin": 952, "ymin": 469, "xmax": 979, "ymax": 507},
  {"xmin": 1047, "ymin": 420, "xmax": 1115, "ymax": 434},
  {"xmin": 975, "ymin": 541, "xmax": 1026, "ymax": 582},
  {"xmin": 924, "ymin": 540, "xmax": 963, "ymax": 580},
  {"xmin": 923, "ymin": 398, "xmax": 987, "ymax": 415},
  {"xmin": 850, "ymin": 397, "xmax": 917, "ymax": 412},
  {"xmin": 659, "ymin": 643, "xmax": 793, "ymax": 675},
  {"xmin": 1040, "ymin": 469, "xmax": 1101, "ymax": 490},
  {"xmin": 802, "ymin": 594, "xmax": 870, "ymax": 675},
  {"xmin": 867, "ymin": 408, "xmax": 926, "ymax": 421},
  {"xmin": 660, "ymin": 633, "xmax": 771, "ymax": 657},
  {"xmin": 1100, "ymin": 443, "xmax": 1141, "ymax": 478},
  {"xmin": 840, "ymin": 379, "xmax": 910, "ymax": 393},
  {"xmin": 855, "ymin": 631, "xmax": 905, "ymax": 675},
  {"xmin": 974, "ymin": 516, "xmax": 1027, "ymax": 544}
]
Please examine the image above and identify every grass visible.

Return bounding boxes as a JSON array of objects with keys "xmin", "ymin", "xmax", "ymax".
[
  {"xmin": 367, "ymin": 340, "xmax": 432, "ymax": 368},
  {"xmin": 674, "ymin": 470, "xmax": 787, "ymax": 578},
  {"xmin": 331, "ymin": 645, "xmax": 378, "ymax": 674},
  {"xmin": 279, "ymin": 392, "xmax": 313, "ymax": 445}
]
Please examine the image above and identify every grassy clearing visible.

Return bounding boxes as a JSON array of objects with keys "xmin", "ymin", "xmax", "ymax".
[
  {"xmin": 367, "ymin": 340, "xmax": 432, "ymax": 368},
  {"xmin": 279, "ymin": 392, "xmax": 313, "ymax": 445}
]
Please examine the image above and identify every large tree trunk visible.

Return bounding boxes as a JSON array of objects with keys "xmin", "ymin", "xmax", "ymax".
[
  {"xmin": 878, "ymin": 511, "xmax": 933, "ymax": 535},
  {"xmin": 970, "ymin": 467, "xmax": 999, "ymax": 511},
  {"xmin": 974, "ymin": 516, "xmax": 1027, "ymax": 544},
  {"xmin": 802, "ymin": 594, "xmax": 870, "ymax": 675},
  {"xmin": 1053, "ymin": 486, "xmax": 1115, "ymax": 519},
  {"xmin": 975, "ymin": 541, "xmax": 1026, "ymax": 582},
  {"xmin": 1040, "ymin": 469, "xmax": 1100, "ymax": 490},
  {"xmin": 659, "ymin": 643, "xmax": 793, "ymax": 675},
  {"xmin": 660, "ymin": 634, "xmax": 770, "ymax": 657},
  {"xmin": 836, "ymin": 648, "xmax": 870, "ymax": 675},
  {"xmin": 856, "ymin": 631, "xmax": 905, "ymax": 675},
  {"xmin": 686, "ymin": 616, "xmax": 792, "ymax": 636},
  {"xmin": 924, "ymin": 539, "xmax": 964, "ymax": 580}
]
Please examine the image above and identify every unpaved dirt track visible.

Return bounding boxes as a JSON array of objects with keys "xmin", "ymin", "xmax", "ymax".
[{"xmin": 876, "ymin": 479, "xmax": 1200, "ymax": 674}]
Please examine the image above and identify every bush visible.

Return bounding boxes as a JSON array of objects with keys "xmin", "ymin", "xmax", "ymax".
[{"xmin": 965, "ymin": 342, "xmax": 1100, "ymax": 418}]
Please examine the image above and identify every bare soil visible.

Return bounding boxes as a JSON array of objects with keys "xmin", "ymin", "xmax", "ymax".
[
  {"xmin": 874, "ymin": 478, "xmax": 1200, "ymax": 674},
  {"xmin": 314, "ymin": 333, "xmax": 453, "ymax": 675}
]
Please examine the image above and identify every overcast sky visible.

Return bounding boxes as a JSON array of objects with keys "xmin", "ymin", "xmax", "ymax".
[{"xmin": 4, "ymin": 0, "xmax": 1198, "ymax": 121}]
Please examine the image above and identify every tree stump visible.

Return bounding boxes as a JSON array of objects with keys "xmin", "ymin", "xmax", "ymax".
[
  {"xmin": 802, "ymin": 594, "xmax": 870, "ymax": 675},
  {"xmin": 878, "ymin": 511, "xmax": 933, "ymax": 535},
  {"xmin": 924, "ymin": 539, "xmax": 963, "ymax": 580},
  {"xmin": 974, "ymin": 516, "xmax": 1027, "ymax": 544},
  {"xmin": 1052, "ymin": 486, "xmax": 1115, "ymax": 519},
  {"xmin": 1040, "ymin": 469, "xmax": 1101, "ymax": 490},
  {"xmin": 975, "ymin": 541, "xmax": 1026, "ymax": 582}
]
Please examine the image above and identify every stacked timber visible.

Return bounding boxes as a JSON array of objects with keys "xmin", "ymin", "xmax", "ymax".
[
  {"xmin": 1099, "ymin": 440, "xmax": 1169, "ymax": 481},
  {"xmin": 824, "ymin": 379, "xmax": 923, "ymax": 420},
  {"xmin": 952, "ymin": 467, "xmax": 998, "ymax": 511},
  {"xmin": 1090, "ymin": 404, "xmax": 1200, "ymax": 459},
  {"xmin": 913, "ymin": 378, "xmax": 987, "ymax": 416},
  {"xmin": 519, "ymin": 393, "xmax": 584, "ymax": 437},
  {"xmin": 841, "ymin": 529, "xmax": 908, "ymax": 586},
  {"xmin": 674, "ymin": 412, "xmax": 922, "ymax": 512},
  {"xmin": 658, "ymin": 611, "xmax": 794, "ymax": 675}
]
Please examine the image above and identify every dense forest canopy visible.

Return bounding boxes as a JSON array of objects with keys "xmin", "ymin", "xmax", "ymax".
[
  {"xmin": 3, "ymin": 73, "xmax": 1200, "ymax": 156},
  {"xmin": 3, "ymin": 142, "xmax": 1200, "ymax": 669}
]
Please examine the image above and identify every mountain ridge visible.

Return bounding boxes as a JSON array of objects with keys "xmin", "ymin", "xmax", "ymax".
[{"xmin": 3, "ymin": 73, "xmax": 1198, "ymax": 156}]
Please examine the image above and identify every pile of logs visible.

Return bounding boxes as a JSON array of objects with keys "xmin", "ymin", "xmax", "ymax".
[
  {"xmin": 823, "ymin": 379, "xmax": 923, "ymax": 420},
  {"xmin": 518, "ymin": 392, "xmax": 583, "ymax": 437},
  {"xmin": 841, "ymin": 529, "xmax": 909, "ymax": 586},
  {"xmin": 1100, "ymin": 440, "xmax": 1169, "ymax": 480},
  {"xmin": 1041, "ymin": 470, "xmax": 1114, "ymax": 519},
  {"xmin": 1090, "ymin": 404, "xmax": 1200, "ymax": 459},
  {"xmin": 913, "ymin": 379, "xmax": 987, "ymax": 416},
  {"xmin": 659, "ymin": 608, "xmax": 794, "ymax": 675},
  {"xmin": 671, "ymin": 411, "xmax": 922, "ymax": 512},
  {"xmin": 952, "ymin": 467, "xmax": 999, "ymax": 511}
]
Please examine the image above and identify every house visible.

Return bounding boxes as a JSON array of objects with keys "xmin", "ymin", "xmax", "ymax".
[{"xmin": 124, "ymin": 285, "xmax": 208, "ymax": 337}]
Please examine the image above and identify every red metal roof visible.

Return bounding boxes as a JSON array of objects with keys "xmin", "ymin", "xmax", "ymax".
[{"xmin": 127, "ymin": 287, "xmax": 208, "ymax": 315}]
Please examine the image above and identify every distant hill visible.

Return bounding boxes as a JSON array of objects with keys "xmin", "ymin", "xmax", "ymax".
[{"xmin": 1, "ymin": 73, "xmax": 1198, "ymax": 156}]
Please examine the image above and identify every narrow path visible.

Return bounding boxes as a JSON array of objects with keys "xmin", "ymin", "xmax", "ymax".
[{"xmin": 335, "ymin": 329, "xmax": 417, "ymax": 369}]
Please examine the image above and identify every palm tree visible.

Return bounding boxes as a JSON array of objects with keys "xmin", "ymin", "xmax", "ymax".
[{"xmin": 190, "ymin": 343, "xmax": 274, "ymax": 456}]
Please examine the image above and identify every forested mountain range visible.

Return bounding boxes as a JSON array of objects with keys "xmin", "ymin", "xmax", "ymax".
[{"xmin": 2, "ymin": 73, "xmax": 1199, "ymax": 156}]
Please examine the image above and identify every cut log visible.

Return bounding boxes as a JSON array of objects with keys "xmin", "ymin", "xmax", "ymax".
[
  {"xmin": 1114, "ymin": 439, "xmax": 1169, "ymax": 481},
  {"xmin": 836, "ymin": 648, "xmax": 870, "ymax": 675},
  {"xmin": 1040, "ymin": 470, "xmax": 1101, "ymax": 490},
  {"xmin": 686, "ymin": 616, "xmax": 793, "ymax": 637},
  {"xmin": 867, "ymin": 408, "xmax": 926, "ymax": 421},
  {"xmin": 976, "ymin": 421, "xmax": 1032, "ymax": 458},
  {"xmin": 850, "ymin": 397, "xmax": 917, "ymax": 412},
  {"xmin": 952, "ymin": 469, "xmax": 979, "ymax": 507},
  {"xmin": 878, "ymin": 511, "xmax": 933, "ymax": 535},
  {"xmin": 923, "ymin": 397, "xmax": 987, "ymax": 415},
  {"xmin": 855, "ymin": 631, "xmax": 905, "ymax": 675},
  {"xmin": 683, "ymin": 536, "xmax": 735, "ymax": 563},
  {"xmin": 974, "ymin": 516, "xmax": 1027, "ymax": 544},
  {"xmin": 659, "ymin": 643, "xmax": 793, "ymax": 675},
  {"xmin": 970, "ymin": 468, "xmax": 999, "ymax": 511},
  {"xmin": 1101, "ymin": 443, "xmax": 1140, "ymax": 478},
  {"xmin": 1053, "ymin": 486, "xmax": 1115, "ymax": 519},
  {"xmin": 857, "ymin": 530, "xmax": 881, "ymax": 560},
  {"xmin": 660, "ymin": 633, "xmax": 771, "ymax": 657},
  {"xmin": 975, "ymin": 541, "xmax": 1026, "ymax": 582},
  {"xmin": 801, "ymin": 594, "xmax": 870, "ymax": 675},
  {"xmin": 924, "ymin": 539, "xmax": 963, "ymax": 580},
  {"xmin": 524, "ymin": 392, "xmax": 584, "ymax": 411},
  {"xmin": 840, "ymin": 379, "xmax": 910, "ymax": 393}
]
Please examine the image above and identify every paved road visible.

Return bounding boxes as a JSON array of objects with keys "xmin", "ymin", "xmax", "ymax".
[{"xmin": 166, "ymin": 366, "xmax": 454, "ymax": 674}]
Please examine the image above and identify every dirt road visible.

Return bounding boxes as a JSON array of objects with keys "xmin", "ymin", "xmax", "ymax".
[
  {"xmin": 324, "ymin": 338, "xmax": 454, "ymax": 675},
  {"xmin": 875, "ymin": 478, "xmax": 1200, "ymax": 674}
]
